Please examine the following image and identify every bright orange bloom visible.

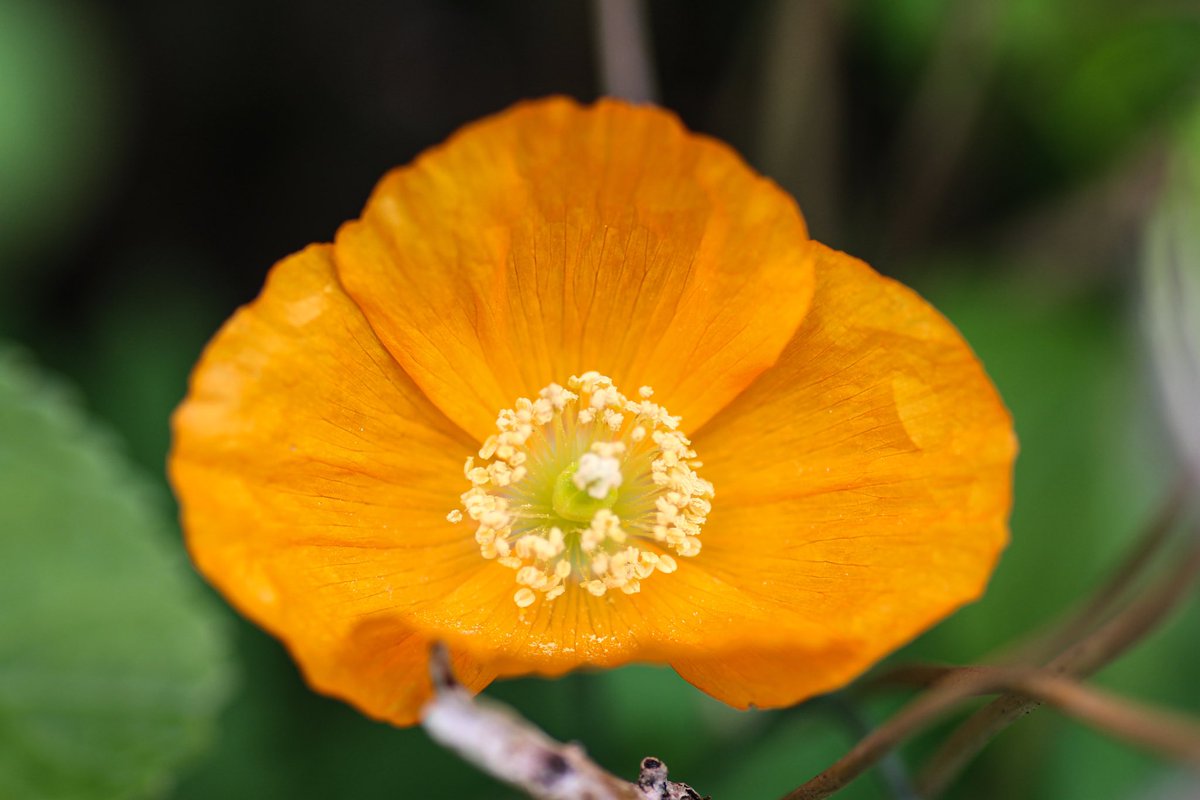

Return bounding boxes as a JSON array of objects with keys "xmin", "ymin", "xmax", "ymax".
[{"xmin": 170, "ymin": 98, "xmax": 1016, "ymax": 726}]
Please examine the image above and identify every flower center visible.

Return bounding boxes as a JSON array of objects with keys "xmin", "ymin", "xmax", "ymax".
[
  {"xmin": 450, "ymin": 372, "xmax": 713, "ymax": 608},
  {"xmin": 552, "ymin": 453, "xmax": 622, "ymax": 522}
]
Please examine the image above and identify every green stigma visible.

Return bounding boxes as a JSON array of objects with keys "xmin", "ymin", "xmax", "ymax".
[{"xmin": 551, "ymin": 462, "xmax": 620, "ymax": 523}]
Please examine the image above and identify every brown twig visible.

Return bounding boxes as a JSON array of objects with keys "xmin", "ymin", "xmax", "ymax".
[
  {"xmin": 780, "ymin": 665, "xmax": 1200, "ymax": 800},
  {"xmin": 866, "ymin": 662, "xmax": 962, "ymax": 692},
  {"xmin": 788, "ymin": 515, "xmax": 1200, "ymax": 800},
  {"xmin": 421, "ymin": 644, "xmax": 707, "ymax": 800},
  {"xmin": 814, "ymin": 695, "xmax": 919, "ymax": 800},
  {"xmin": 916, "ymin": 515, "xmax": 1200, "ymax": 797}
]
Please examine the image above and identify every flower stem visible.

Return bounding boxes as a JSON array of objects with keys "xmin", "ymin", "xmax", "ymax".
[
  {"xmin": 590, "ymin": 0, "xmax": 658, "ymax": 103},
  {"xmin": 780, "ymin": 665, "xmax": 1200, "ymax": 800}
]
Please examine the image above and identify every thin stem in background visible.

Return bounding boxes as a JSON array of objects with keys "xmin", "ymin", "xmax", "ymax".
[
  {"xmin": 818, "ymin": 695, "xmax": 919, "ymax": 800},
  {"xmin": 780, "ymin": 665, "xmax": 1200, "ymax": 800},
  {"xmin": 917, "ymin": 503, "xmax": 1200, "ymax": 797},
  {"xmin": 784, "ymin": 519, "xmax": 1200, "ymax": 800},
  {"xmin": 753, "ymin": 0, "xmax": 844, "ymax": 242},
  {"xmin": 882, "ymin": 0, "xmax": 999, "ymax": 257},
  {"xmin": 590, "ymin": 0, "xmax": 658, "ymax": 104}
]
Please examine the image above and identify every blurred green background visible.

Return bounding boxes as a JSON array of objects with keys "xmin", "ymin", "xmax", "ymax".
[{"xmin": 2, "ymin": 1, "xmax": 1199, "ymax": 798}]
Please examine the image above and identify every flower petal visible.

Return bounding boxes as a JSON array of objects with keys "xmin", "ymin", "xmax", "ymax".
[
  {"xmin": 172, "ymin": 118, "xmax": 1015, "ymax": 722},
  {"xmin": 169, "ymin": 245, "xmax": 493, "ymax": 724},
  {"xmin": 169, "ymin": 244, "xmax": 820, "ymax": 716},
  {"xmin": 392, "ymin": 538, "xmax": 848, "ymax": 681},
  {"xmin": 334, "ymin": 97, "xmax": 814, "ymax": 441},
  {"xmin": 678, "ymin": 242, "xmax": 1016, "ymax": 704},
  {"xmin": 670, "ymin": 642, "xmax": 866, "ymax": 710}
]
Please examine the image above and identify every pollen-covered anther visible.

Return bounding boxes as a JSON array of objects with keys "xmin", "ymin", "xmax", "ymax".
[
  {"xmin": 573, "ymin": 449, "xmax": 623, "ymax": 499},
  {"xmin": 454, "ymin": 372, "xmax": 714, "ymax": 607}
]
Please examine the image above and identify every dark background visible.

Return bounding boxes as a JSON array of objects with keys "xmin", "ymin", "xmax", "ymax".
[{"xmin": 3, "ymin": 1, "xmax": 1199, "ymax": 798}]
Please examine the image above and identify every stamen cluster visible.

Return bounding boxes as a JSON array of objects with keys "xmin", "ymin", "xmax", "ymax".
[{"xmin": 450, "ymin": 372, "xmax": 713, "ymax": 607}]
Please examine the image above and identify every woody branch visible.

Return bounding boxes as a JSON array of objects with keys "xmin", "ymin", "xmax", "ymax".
[{"xmin": 421, "ymin": 643, "xmax": 707, "ymax": 800}]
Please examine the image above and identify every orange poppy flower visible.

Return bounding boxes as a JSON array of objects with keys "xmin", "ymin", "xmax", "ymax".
[{"xmin": 170, "ymin": 97, "xmax": 1016, "ymax": 726}]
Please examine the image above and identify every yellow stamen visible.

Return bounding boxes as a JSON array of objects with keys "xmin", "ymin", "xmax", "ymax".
[{"xmin": 453, "ymin": 372, "xmax": 713, "ymax": 607}]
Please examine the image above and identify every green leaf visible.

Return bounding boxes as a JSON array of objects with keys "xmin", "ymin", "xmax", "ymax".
[
  {"xmin": 0, "ymin": 0, "xmax": 122, "ymax": 273},
  {"xmin": 0, "ymin": 347, "xmax": 233, "ymax": 799}
]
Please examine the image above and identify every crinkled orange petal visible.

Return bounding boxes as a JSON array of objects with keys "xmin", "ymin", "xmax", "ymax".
[
  {"xmin": 165, "ymin": 244, "xmax": 819, "ymax": 722},
  {"xmin": 392, "ymin": 540, "xmax": 842, "ymax": 678},
  {"xmin": 670, "ymin": 242, "xmax": 1016, "ymax": 708},
  {"xmin": 671, "ymin": 642, "xmax": 865, "ymax": 710},
  {"xmin": 172, "ymin": 110, "xmax": 1015, "ymax": 723},
  {"xmin": 169, "ymin": 245, "xmax": 495, "ymax": 724},
  {"xmin": 419, "ymin": 245, "xmax": 1013, "ymax": 695},
  {"xmin": 333, "ymin": 97, "xmax": 814, "ymax": 442}
]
